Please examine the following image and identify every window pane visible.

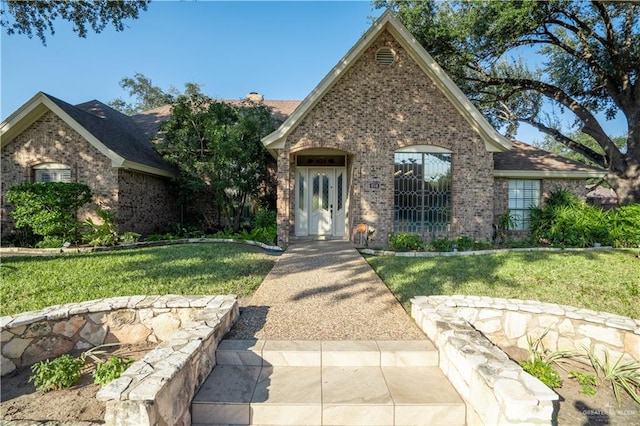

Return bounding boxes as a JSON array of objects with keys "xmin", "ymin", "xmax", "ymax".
[
  {"xmin": 507, "ymin": 179, "xmax": 540, "ymax": 230},
  {"xmin": 393, "ymin": 151, "xmax": 451, "ymax": 235}
]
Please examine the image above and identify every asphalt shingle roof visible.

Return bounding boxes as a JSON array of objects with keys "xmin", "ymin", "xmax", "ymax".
[{"xmin": 494, "ymin": 140, "xmax": 604, "ymax": 173}]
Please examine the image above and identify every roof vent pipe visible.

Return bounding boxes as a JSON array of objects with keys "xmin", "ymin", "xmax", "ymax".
[{"xmin": 246, "ymin": 92, "xmax": 264, "ymax": 102}]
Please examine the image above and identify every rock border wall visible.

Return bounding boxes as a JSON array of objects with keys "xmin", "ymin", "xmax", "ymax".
[
  {"xmin": 1, "ymin": 295, "xmax": 238, "ymax": 426},
  {"xmin": 411, "ymin": 295, "xmax": 640, "ymax": 426}
]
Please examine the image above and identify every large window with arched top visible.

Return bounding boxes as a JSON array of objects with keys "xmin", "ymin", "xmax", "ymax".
[
  {"xmin": 33, "ymin": 163, "xmax": 71, "ymax": 183},
  {"xmin": 394, "ymin": 146, "xmax": 452, "ymax": 235}
]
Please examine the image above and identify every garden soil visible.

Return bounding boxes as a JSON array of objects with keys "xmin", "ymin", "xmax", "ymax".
[
  {"xmin": 1, "ymin": 342, "xmax": 156, "ymax": 424},
  {"xmin": 503, "ymin": 346, "xmax": 639, "ymax": 425}
]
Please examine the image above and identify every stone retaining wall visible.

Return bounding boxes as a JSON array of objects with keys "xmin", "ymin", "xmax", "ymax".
[
  {"xmin": 0, "ymin": 295, "xmax": 238, "ymax": 425},
  {"xmin": 412, "ymin": 295, "xmax": 640, "ymax": 425}
]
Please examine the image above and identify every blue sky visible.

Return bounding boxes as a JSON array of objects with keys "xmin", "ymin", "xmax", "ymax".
[{"xmin": 1, "ymin": 1, "xmax": 625, "ymax": 144}]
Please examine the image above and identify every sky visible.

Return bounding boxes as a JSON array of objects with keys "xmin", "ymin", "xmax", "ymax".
[{"xmin": 0, "ymin": 0, "xmax": 626, "ymax": 144}]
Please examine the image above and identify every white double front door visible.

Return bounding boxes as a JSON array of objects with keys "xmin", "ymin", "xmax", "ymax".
[{"xmin": 295, "ymin": 167, "xmax": 346, "ymax": 237}]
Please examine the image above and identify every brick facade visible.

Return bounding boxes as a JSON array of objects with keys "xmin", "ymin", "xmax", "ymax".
[
  {"xmin": 277, "ymin": 30, "xmax": 495, "ymax": 247},
  {"xmin": 1, "ymin": 111, "xmax": 179, "ymax": 238}
]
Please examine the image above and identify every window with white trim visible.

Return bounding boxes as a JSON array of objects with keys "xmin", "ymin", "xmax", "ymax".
[
  {"xmin": 33, "ymin": 163, "xmax": 72, "ymax": 183},
  {"xmin": 508, "ymin": 179, "xmax": 540, "ymax": 230}
]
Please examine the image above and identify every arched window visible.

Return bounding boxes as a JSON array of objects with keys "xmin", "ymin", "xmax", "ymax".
[
  {"xmin": 33, "ymin": 163, "xmax": 72, "ymax": 183},
  {"xmin": 394, "ymin": 146, "xmax": 452, "ymax": 235}
]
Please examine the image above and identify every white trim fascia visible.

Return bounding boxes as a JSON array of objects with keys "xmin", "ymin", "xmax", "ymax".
[
  {"xmin": 1, "ymin": 92, "xmax": 175, "ymax": 177},
  {"xmin": 120, "ymin": 160, "xmax": 176, "ymax": 178},
  {"xmin": 494, "ymin": 170, "xmax": 606, "ymax": 179},
  {"xmin": 396, "ymin": 145, "xmax": 453, "ymax": 154},
  {"xmin": 261, "ymin": 11, "xmax": 512, "ymax": 154}
]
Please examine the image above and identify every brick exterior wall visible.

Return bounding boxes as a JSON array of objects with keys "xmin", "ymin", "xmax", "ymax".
[
  {"xmin": 1, "ymin": 111, "xmax": 178, "ymax": 238},
  {"xmin": 493, "ymin": 177, "xmax": 588, "ymax": 225},
  {"xmin": 117, "ymin": 169, "xmax": 179, "ymax": 235},
  {"xmin": 277, "ymin": 30, "xmax": 495, "ymax": 247}
]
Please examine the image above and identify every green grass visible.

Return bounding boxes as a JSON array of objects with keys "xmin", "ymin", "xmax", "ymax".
[
  {"xmin": 366, "ymin": 250, "xmax": 640, "ymax": 319},
  {"xmin": 0, "ymin": 243, "xmax": 277, "ymax": 316}
]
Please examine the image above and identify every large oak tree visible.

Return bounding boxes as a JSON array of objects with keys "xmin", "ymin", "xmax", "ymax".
[
  {"xmin": 375, "ymin": 0, "xmax": 639, "ymax": 204},
  {"xmin": 1, "ymin": 0, "xmax": 149, "ymax": 45}
]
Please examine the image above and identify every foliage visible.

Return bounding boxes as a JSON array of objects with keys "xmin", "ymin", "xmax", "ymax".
[
  {"xmin": 253, "ymin": 208, "xmax": 276, "ymax": 229},
  {"xmin": 530, "ymin": 189, "xmax": 607, "ymax": 247},
  {"xmin": 156, "ymin": 94, "xmax": 280, "ymax": 230},
  {"xmin": 531, "ymin": 189, "xmax": 639, "ymax": 247},
  {"xmin": 145, "ymin": 232, "xmax": 181, "ymax": 242},
  {"xmin": 92, "ymin": 356, "xmax": 134, "ymax": 386},
  {"xmin": 375, "ymin": 1, "xmax": 640, "ymax": 204},
  {"xmin": 522, "ymin": 358, "xmax": 563, "ymax": 389},
  {"xmin": 29, "ymin": 354, "xmax": 83, "ymax": 392},
  {"xmin": 6, "ymin": 182, "xmax": 92, "ymax": 242},
  {"xmin": 120, "ymin": 231, "xmax": 141, "ymax": 245},
  {"xmin": 608, "ymin": 204, "xmax": 640, "ymax": 248},
  {"xmin": 83, "ymin": 209, "xmax": 118, "ymax": 247},
  {"xmin": 568, "ymin": 370, "xmax": 598, "ymax": 396},
  {"xmin": 585, "ymin": 347, "xmax": 640, "ymax": 406},
  {"xmin": 1, "ymin": 243, "xmax": 276, "ymax": 316},
  {"xmin": 109, "ymin": 72, "xmax": 203, "ymax": 115},
  {"xmin": 454, "ymin": 236, "xmax": 475, "ymax": 251},
  {"xmin": 36, "ymin": 236, "xmax": 65, "ymax": 249},
  {"xmin": 388, "ymin": 233, "xmax": 425, "ymax": 251},
  {"xmin": 429, "ymin": 238, "xmax": 452, "ymax": 252},
  {"xmin": 0, "ymin": 0, "xmax": 149, "ymax": 45}
]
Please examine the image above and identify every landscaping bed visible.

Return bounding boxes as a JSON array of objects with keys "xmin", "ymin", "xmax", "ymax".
[
  {"xmin": 503, "ymin": 346, "xmax": 639, "ymax": 425},
  {"xmin": 1, "ymin": 342, "xmax": 156, "ymax": 424}
]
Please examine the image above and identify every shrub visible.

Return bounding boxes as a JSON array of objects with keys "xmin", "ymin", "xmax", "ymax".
[
  {"xmin": 36, "ymin": 235, "xmax": 65, "ymax": 248},
  {"xmin": 93, "ymin": 357, "xmax": 134, "ymax": 386},
  {"xmin": 455, "ymin": 236, "xmax": 475, "ymax": 251},
  {"xmin": 6, "ymin": 182, "xmax": 92, "ymax": 243},
  {"xmin": 430, "ymin": 237, "xmax": 453, "ymax": 252},
  {"xmin": 608, "ymin": 204, "xmax": 640, "ymax": 248},
  {"xmin": 83, "ymin": 209, "xmax": 118, "ymax": 247},
  {"xmin": 120, "ymin": 231, "xmax": 141, "ymax": 245},
  {"xmin": 388, "ymin": 233, "xmax": 424, "ymax": 251},
  {"xmin": 29, "ymin": 354, "xmax": 83, "ymax": 392},
  {"xmin": 530, "ymin": 189, "xmax": 611, "ymax": 247}
]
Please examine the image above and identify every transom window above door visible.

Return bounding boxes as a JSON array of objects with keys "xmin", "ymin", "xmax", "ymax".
[
  {"xmin": 394, "ymin": 146, "xmax": 452, "ymax": 235},
  {"xmin": 33, "ymin": 163, "xmax": 72, "ymax": 183}
]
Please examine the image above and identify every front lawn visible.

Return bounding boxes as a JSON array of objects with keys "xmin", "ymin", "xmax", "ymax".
[
  {"xmin": 366, "ymin": 250, "xmax": 640, "ymax": 319},
  {"xmin": 0, "ymin": 243, "xmax": 277, "ymax": 316}
]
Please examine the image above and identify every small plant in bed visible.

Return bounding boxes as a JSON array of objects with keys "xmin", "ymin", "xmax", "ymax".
[
  {"xmin": 29, "ymin": 354, "xmax": 83, "ymax": 392},
  {"xmin": 93, "ymin": 356, "xmax": 134, "ymax": 386}
]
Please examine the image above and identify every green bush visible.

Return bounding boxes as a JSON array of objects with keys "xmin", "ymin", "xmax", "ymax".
[
  {"xmin": 530, "ymin": 189, "xmax": 612, "ymax": 247},
  {"xmin": 93, "ymin": 357, "xmax": 134, "ymax": 386},
  {"xmin": 253, "ymin": 208, "xmax": 276, "ymax": 229},
  {"xmin": 36, "ymin": 236, "xmax": 65, "ymax": 248},
  {"xmin": 522, "ymin": 359, "xmax": 563, "ymax": 388},
  {"xmin": 608, "ymin": 204, "xmax": 640, "ymax": 248},
  {"xmin": 389, "ymin": 233, "xmax": 425, "ymax": 251},
  {"xmin": 83, "ymin": 209, "xmax": 118, "ymax": 247},
  {"xmin": 430, "ymin": 237, "xmax": 453, "ymax": 252},
  {"xmin": 6, "ymin": 182, "xmax": 92, "ymax": 243},
  {"xmin": 120, "ymin": 232, "xmax": 141, "ymax": 245},
  {"xmin": 455, "ymin": 236, "xmax": 475, "ymax": 251},
  {"xmin": 29, "ymin": 354, "xmax": 83, "ymax": 392}
]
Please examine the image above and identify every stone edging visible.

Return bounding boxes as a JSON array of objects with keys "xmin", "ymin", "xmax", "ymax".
[
  {"xmin": 0, "ymin": 237, "xmax": 283, "ymax": 255},
  {"xmin": 361, "ymin": 245, "xmax": 615, "ymax": 257},
  {"xmin": 411, "ymin": 295, "xmax": 640, "ymax": 425},
  {"xmin": 1, "ymin": 295, "xmax": 239, "ymax": 425}
]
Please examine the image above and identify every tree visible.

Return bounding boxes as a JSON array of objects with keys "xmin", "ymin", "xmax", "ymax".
[
  {"xmin": 375, "ymin": 1, "xmax": 639, "ymax": 205},
  {"xmin": 109, "ymin": 72, "xmax": 203, "ymax": 115},
  {"xmin": 0, "ymin": 0, "xmax": 149, "ymax": 45},
  {"xmin": 5, "ymin": 182, "xmax": 93, "ymax": 245},
  {"xmin": 156, "ymin": 94, "xmax": 279, "ymax": 230}
]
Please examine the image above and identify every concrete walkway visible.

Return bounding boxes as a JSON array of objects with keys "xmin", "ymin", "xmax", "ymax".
[{"xmin": 226, "ymin": 240, "xmax": 426, "ymax": 340}]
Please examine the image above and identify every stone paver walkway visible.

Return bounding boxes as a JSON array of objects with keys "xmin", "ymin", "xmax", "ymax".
[{"xmin": 226, "ymin": 240, "xmax": 426, "ymax": 340}]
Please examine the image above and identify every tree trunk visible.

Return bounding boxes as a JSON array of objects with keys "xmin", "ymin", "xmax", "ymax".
[{"xmin": 607, "ymin": 167, "xmax": 640, "ymax": 205}]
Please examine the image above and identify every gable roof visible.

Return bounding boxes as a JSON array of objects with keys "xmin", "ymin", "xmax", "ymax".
[
  {"xmin": 1, "ymin": 92, "xmax": 176, "ymax": 177},
  {"xmin": 261, "ymin": 10, "xmax": 513, "ymax": 155},
  {"xmin": 494, "ymin": 141, "xmax": 605, "ymax": 178},
  {"xmin": 131, "ymin": 99, "xmax": 301, "ymax": 140}
]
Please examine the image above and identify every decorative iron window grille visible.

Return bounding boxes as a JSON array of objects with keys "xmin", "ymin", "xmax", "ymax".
[{"xmin": 394, "ymin": 152, "xmax": 452, "ymax": 235}]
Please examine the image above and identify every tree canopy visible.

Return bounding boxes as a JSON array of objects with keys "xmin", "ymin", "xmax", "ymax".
[
  {"xmin": 375, "ymin": 0, "xmax": 639, "ymax": 204},
  {"xmin": 109, "ymin": 72, "xmax": 203, "ymax": 115},
  {"xmin": 156, "ymin": 94, "xmax": 279, "ymax": 230},
  {"xmin": 0, "ymin": 0, "xmax": 149, "ymax": 45}
]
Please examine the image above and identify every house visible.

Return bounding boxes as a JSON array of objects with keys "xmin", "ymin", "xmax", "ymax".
[
  {"xmin": 0, "ymin": 92, "xmax": 181, "ymax": 237},
  {"xmin": 0, "ymin": 92, "xmax": 299, "ymax": 239},
  {"xmin": 1, "ymin": 11, "xmax": 603, "ymax": 247},
  {"xmin": 261, "ymin": 11, "xmax": 604, "ymax": 247}
]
